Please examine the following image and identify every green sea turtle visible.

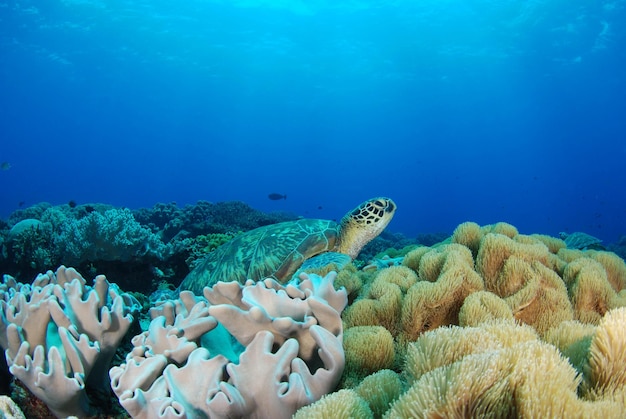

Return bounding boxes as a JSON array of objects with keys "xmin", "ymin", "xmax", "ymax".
[{"xmin": 179, "ymin": 197, "xmax": 396, "ymax": 295}]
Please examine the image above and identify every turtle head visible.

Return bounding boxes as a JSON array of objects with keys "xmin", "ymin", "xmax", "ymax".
[{"xmin": 336, "ymin": 197, "xmax": 396, "ymax": 259}]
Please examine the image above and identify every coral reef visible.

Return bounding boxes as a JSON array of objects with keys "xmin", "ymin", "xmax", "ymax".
[
  {"xmin": 385, "ymin": 318, "xmax": 625, "ymax": 417},
  {"xmin": 329, "ymin": 221, "xmax": 626, "ymax": 416},
  {"xmin": 53, "ymin": 208, "xmax": 168, "ymax": 264},
  {"xmin": 2, "ymin": 213, "xmax": 626, "ymax": 418},
  {"xmin": 133, "ymin": 200, "xmax": 298, "ymax": 242},
  {"xmin": 110, "ymin": 272, "xmax": 347, "ymax": 418},
  {"xmin": 0, "ymin": 201, "xmax": 301, "ymax": 294}
]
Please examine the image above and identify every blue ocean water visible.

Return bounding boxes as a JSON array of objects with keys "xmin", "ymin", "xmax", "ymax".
[{"xmin": 0, "ymin": 0, "xmax": 624, "ymax": 242}]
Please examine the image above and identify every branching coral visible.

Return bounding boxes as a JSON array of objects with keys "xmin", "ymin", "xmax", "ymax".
[
  {"xmin": 5, "ymin": 219, "xmax": 54, "ymax": 272},
  {"xmin": 53, "ymin": 208, "xmax": 167, "ymax": 264}
]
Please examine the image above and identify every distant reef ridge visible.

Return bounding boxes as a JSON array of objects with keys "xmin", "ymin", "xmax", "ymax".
[
  {"xmin": 0, "ymin": 201, "xmax": 419, "ymax": 294},
  {"xmin": 1, "ymin": 201, "xmax": 625, "ymax": 296}
]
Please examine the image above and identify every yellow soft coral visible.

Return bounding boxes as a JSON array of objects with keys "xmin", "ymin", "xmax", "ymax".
[
  {"xmin": 401, "ymin": 246, "xmax": 430, "ymax": 273},
  {"xmin": 417, "ymin": 243, "xmax": 474, "ymax": 283},
  {"xmin": 451, "ymin": 221, "xmax": 483, "ymax": 256},
  {"xmin": 583, "ymin": 307, "xmax": 626, "ymax": 398},
  {"xmin": 354, "ymin": 370, "xmax": 402, "ymax": 418},
  {"xmin": 293, "ymin": 389, "xmax": 373, "ymax": 419},
  {"xmin": 557, "ymin": 247, "xmax": 586, "ymax": 263},
  {"xmin": 484, "ymin": 221, "xmax": 519, "ymax": 238},
  {"xmin": 530, "ymin": 233, "xmax": 567, "ymax": 254},
  {"xmin": 544, "ymin": 320, "xmax": 596, "ymax": 373},
  {"xmin": 342, "ymin": 326, "xmax": 395, "ymax": 388},
  {"xmin": 386, "ymin": 320, "xmax": 624, "ymax": 418},
  {"xmin": 476, "ymin": 233, "xmax": 551, "ymax": 289},
  {"xmin": 458, "ymin": 291, "xmax": 514, "ymax": 326},
  {"xmin": 564, "ymin": 258, "xmax": 626, "ymax": 324},
  {"xmin": 387, "ymin": 350, "xmax": 517, "ymax": 418},
  {"xmin": 404, "ymin": 320, "xmax": 537, "ymax": 383},
  {"xmin": 377, "ymin": 265, "xmax": 419, "ymax": 292},
  {"xmin": 588, "ymin": 251, "xmax": 626, "ymax": 292},
  {"xmin": 333, "ymin": 264, "xmax": 364, "ymax": 301},
  {"xmin": 400, "ymin": 248, "xmax": 483, "ymax": 345},
  {"xmin": 343, "ymin": 266, "xmax": 417, "ymax": 335},
  {"xmin": 332, "ymin": 222, "xmax": 626, "ymax": 417},
  {"xmin": 500, "ymin": 259, "xmax": 573, "ymax": 335}
]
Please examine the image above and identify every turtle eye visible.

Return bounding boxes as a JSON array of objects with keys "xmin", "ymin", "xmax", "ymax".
[{"xmin": 386, "ymin": 201, "xmax": 395, "ymax": 213}]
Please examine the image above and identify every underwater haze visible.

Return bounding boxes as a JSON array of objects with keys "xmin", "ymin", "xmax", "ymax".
[{"xmin": 1, "ymin": 0, "xmax": 625, "ymax": 242}]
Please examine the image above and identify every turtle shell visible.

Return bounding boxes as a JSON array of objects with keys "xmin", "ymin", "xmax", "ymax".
[{"xmin": 180, "ymin": 219, "xmax": 339, "ymax": 294}]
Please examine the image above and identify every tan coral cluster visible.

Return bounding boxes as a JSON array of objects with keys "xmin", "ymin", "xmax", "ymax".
[
  {"xmin": 315, "ymin": 221, "xmax": 626, "ymax": 417},
  {"xmin": 387, "ymin": 315, "xmax": 626, "ymax": 418}
]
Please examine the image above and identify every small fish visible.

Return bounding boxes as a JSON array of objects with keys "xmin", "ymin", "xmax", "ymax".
[
  {"xmin": 268, "ymin": 193, "xmax": 287, "ymax": 200},
  {"xmin": 1, "ymin": 162, "xmax": 11, "ymax": 170}
]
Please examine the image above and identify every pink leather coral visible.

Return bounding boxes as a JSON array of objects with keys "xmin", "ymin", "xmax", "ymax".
[{"xmin": 110, "ymin": 272, "xmax": 347, "ymax": 418}]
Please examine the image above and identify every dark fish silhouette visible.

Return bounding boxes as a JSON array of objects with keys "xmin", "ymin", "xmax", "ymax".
[
  {"xmin": 268, "ymin": 193, "xmax": 287, "ymax": 200},
  {"xmin": 1, "ymin": 162, "xmax": 11, "ymax": 170}
]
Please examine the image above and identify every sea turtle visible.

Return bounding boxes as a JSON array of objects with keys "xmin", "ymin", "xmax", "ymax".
[{"xmin": 179, "ymin": 197, "xmax": 396, "ymax": 295}]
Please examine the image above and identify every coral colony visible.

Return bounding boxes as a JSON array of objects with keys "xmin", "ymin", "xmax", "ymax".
[{"xmin": 2, "ymin": 202, "xmax": 626, "ymax": 417}]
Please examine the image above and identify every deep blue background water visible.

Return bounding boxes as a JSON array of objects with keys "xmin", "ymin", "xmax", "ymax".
[{"xmin": 1, "ymin": 0, "xmax": 625, "ymax": 242}]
